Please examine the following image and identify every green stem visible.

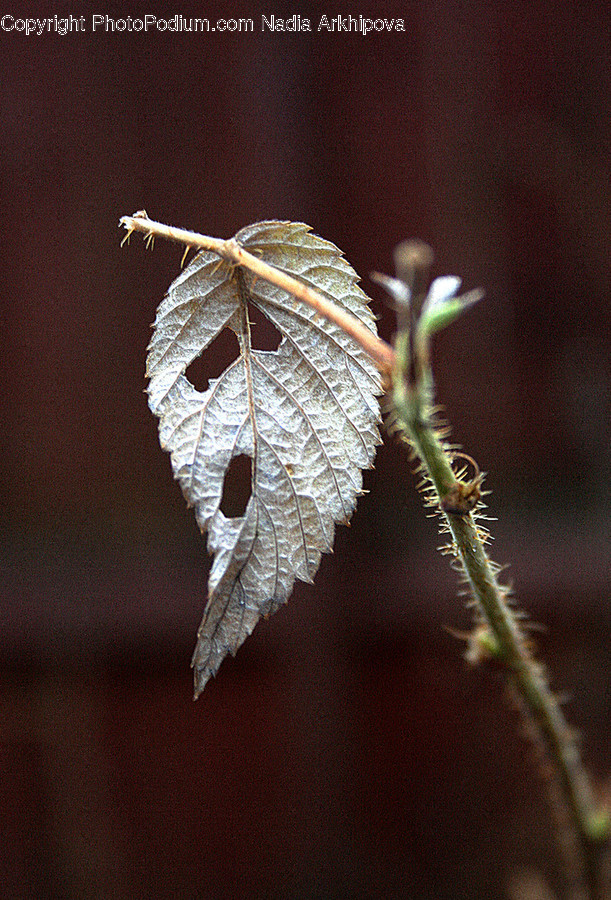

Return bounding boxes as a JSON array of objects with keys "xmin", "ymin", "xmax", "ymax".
[{"xmin": 392, "ymin": 364, "xmax": 609, "ymax": 900}]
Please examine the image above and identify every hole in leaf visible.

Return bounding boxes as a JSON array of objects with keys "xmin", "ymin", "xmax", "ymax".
[
  {"xmin": 220, "ymin": 454, "xmax": 252, "ymax": 518},
  {"xmin": 185, "ymin": 328, "xmax": 239, "ymax": 392},
  {"xmin": 248, "ymin": 302, "xmax": 282, "ymax": 351}
]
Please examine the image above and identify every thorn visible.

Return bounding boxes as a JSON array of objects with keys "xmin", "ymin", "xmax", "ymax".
[
  {"xmin": 144, "ymin": 231, "xmax": 155, "ymax": 250},
  {"xmin": 443, "ymin": 624, "xmax": 473, "ymax": 641},
  {"xmin": 120, "ymin": 228, "xmax": 134, "ymax": 247},
  {"xmin": 556, "ymin": 691, "xmax": 573, "ymax": 707},
  {"xmin": 180, "ymin": 245, "xmax": 191, "ymax": 268}
]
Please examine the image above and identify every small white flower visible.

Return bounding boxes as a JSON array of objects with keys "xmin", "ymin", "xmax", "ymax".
[{"xmin": 423, "ymin": 276, "xmax": 462, "ymax": 312}]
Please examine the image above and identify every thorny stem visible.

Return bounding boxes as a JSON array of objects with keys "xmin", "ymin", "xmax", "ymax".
[
  {"xmin": 390, "ymin": 247, "xmax": 609, "ymax": 900},
  {"xmin": 122, "ymin": 213, "xmax": 608, "ymax": 897},
  {"xmin": 119, "ymin": 213, "xmax": 396, "ymax": 375},
  {"xmin": 394, "ymin": 381, "xmax": 608, "ymax": 898}
]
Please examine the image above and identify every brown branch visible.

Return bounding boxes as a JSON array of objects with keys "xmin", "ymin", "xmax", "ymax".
[{"xmin": 120, "ymin": 213, "xmax": 396, "ymax": 375}]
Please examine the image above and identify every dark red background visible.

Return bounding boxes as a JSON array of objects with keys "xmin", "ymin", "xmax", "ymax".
[{"xmin": 1, "ymin": 1, "xmax": 609, "ymax": 897}]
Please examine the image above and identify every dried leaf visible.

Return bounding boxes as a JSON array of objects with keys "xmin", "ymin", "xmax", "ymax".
[{"xmin": 146, "ymin": 221, "xmax": 382, "ymax": 696}]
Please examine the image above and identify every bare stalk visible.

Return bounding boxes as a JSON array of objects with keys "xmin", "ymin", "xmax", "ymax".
[{"xmin": 120, "ymin": 213, "xmax": 396, "ymax": 375}]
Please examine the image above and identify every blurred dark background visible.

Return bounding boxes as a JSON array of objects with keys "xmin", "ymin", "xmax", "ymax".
[{"xmin": 1, "ymin": 1, "xmax": 609, "ymax": 897}]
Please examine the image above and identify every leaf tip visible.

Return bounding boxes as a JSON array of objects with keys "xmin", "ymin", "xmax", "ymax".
[{"xmin": 192, "ymin": 666, "xmax": 212, "ymax": 700}]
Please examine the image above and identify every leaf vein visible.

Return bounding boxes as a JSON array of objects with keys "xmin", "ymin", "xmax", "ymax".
[{"xmin": 251, "ymin": 355, "xmax": 349, "ymax": 520}]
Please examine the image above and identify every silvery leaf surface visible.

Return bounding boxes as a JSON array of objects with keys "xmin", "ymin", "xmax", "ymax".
[{"xmin": 146, "ymin": 220, "xmax": 382, "ymax": 697}]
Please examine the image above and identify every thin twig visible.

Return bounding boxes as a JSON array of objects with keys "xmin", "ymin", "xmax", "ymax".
[{"xmin": 120, "ymin": 213, "xmax": 396, "ymax": 375}]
